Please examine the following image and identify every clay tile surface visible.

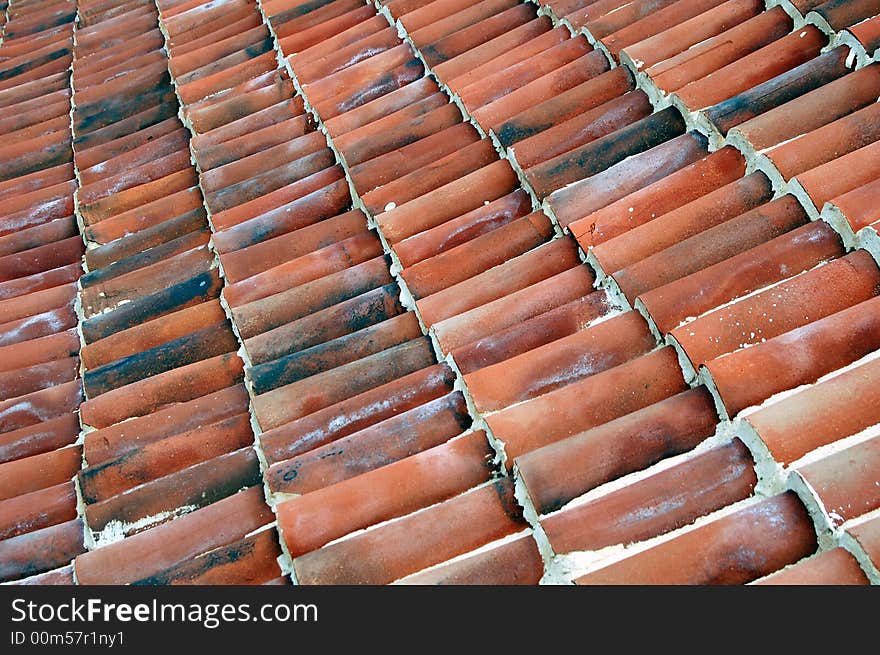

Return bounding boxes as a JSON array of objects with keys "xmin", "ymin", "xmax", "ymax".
[{"xmin": 3, "ymin": 0, "xmax": 880, "ymax": 586}]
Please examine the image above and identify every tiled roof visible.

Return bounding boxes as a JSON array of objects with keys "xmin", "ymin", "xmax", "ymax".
[{"xmin": 1, "ymin": 0, "xmax": 879, "ymax": 585}]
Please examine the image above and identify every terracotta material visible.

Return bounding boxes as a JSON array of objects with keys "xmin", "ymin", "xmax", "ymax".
[
  {"xmin": 745, "ymin": 356, "xmax": 880, "ymax": 464},
  {"xmin": 542, "ymin": 439, "xmax": 756, "ymax": 552},
  {"xmin": 432, "ymin": 265, "xmax": 595, "ymax": 354},
  {"xmin": 292, "ymin": 478, "xmax": 526, "ymax": 585},
  {"xmin": 0, "ymin": 412, "xmax": 79, "ymax": 465},
  {"xmin": 0, "ymin": 328, "xmax": 78, "ymax": 375},
  {"xmin": 78, "ymin": 412, "xmax": 253, "ymax": 503},
  {"xmin": 465, "ymin": 311, "xmax": 654, "ymax": 413},
  {"xmin": 640, "ymin": 221, "xmax": 844, "ymax": 335},
  {"xmin": 401, "ymin": 212, "xmax": 554, "ymax": 300},
  {"xmin": 848, "ymin": 515, "xmax": 880, "ymax": 571},
  {"xmin": 576, "ymin": 493, "xmax": 816, "ymax": 585},
  {"xmin": 756, "ymin": 548, "xmax": 869, "ymax": 585},
  {"xmin": 793, "ymin": 139, "xmax": 880, "ymax": 213},
  {"xmin": 517, "ymin": 386, "xmax": 719, "ymax": 514},
  {"xmin": 0, "ymin": 481, "xmax": 77, "ymax": 540},
  {"xmin": 453, "ymin": 291, "xmax": 613, "ymax": 374},
  {"xmin": 0, "ymin": 518, "xmax": 84, "ymax": 583},
  {"xmin": 83, "ymin": 384, "xmax": 250, "ymax": 466},
  {"xmin": 0, "ymin": 380, "xmax": 81, "ymax": 434},
  {"xmin": 134, "ymin": 528, "xmax": 283, "ymax": 585},
  {"xmin": 266, "ymin": 390, "xmax": 470, "ymax": 494},
  {"xmin": 277, "ymin": 431, "xmax": 493, "ymax": 556},
  {"xmin": 79, "ymin": 352, "xmax": 244, "ymax": 429},
  {"xmin": 397, "ymin": 533, "xmax": 542, "ymax": 585},
  {"xmin": 84, "ymin": 447, "xmax": 262, "ymax": 532},
  {"xmin": 260, "ymin": 363, "xmax": 455, "ymax": 465},
  {"xmin": 548, "ymin": 132, "xmax": 708, "ymax": 228},
  {"xmin": 74, "ymin": 486, "xmax": 272, "ymax": 585},
  {"xmin": 393, "ymin": 189, "xmax": 533, "ymax": 270},
  {"xmin": 252, "ymin": 337, "xmax": 435, "ymax": 430},
  {"xmin": 672, "ymin": 250, "xmax": 880, "ymax": 369},
  {"xmin": 796, "ymin": 435, "xmax": 880, "ymax": 526},
  {"xmin": 708, "ymin": 294, "xmax": 880, "ymax": 417},
  {"xmin": 705, "ymin": 46, "xmax": 849, "ymax": 134},
  {"xmin": 488, "ymin": 347, "xmax": 688, "ymax": 464}
]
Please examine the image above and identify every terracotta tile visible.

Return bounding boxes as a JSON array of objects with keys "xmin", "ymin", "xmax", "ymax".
[
  {"xmin": 0, "ymin": 163, "xmax": 72, "ymax": 201},
  {"xmin": 465, "ymin": 311, "xmax": 655, "ymax": 413},
  {"xmin": 302, "ymin": 44, "xmax": 417, "ymax": 106},
  {"xmin": 488, "ymin": 347, "xmax": 688, "ymax": 464},
  {"xmin": 267, "ymin": 0, "xmax": 364, "ymax": 40},
  {"xmin": 361, "ymin": 140, "xmax": 498, "ymax": 217},
  {"xmin": 85, "ymin": 447, "xmax": 262, "ymax": 532},
  {"xmin": 169, "ymin": 27, "xmax": 271, "ymax": 81},
  {"xmin": 195, "ymin": 115, "xmax": 313, "ymax": 172},
  {"xmin": 548, "ymin": 132, "xmax": 708, "ymax": 228},
  {"xmin": 407, "ymin": 0, "xmax": 521, "ymax": 53},
  {"xmin": 292, "ymin": 478, "xmax": 526, "ymax": 585},
  {"xmin": 0, "ymin": 328, "xmax": 78, "ymax": 375},
  {"xmin": 472, "ymin": 50, "xmax": 611, "ymax": 133},
  {"xmin": 185, "ymin": 72, "xmax": 296, "ymax": 133},
  {"xmin": 80, "ymin": 269, "xmax": 223, "ymax": 344},
  {"xmin": 11, "ymin": 564, "xmax": 75, "ymax": 585},
  {"xmin": 730, "ymin": 63, "xmax": 880, "ymax": 152},
  {"xmin": 267, "ymin": 389, "xmax": 471, "ymax": 494},
  {"xmin": 526, "ymin": 107, "xmax": 685, "ymax": 198},
  {"xmin": 312, "ymin": 57, "xmax": 425, "ymax": 120},
  {"xmin": 79, "ymin": 169, "xmax": 198, "ymax": 226},
  {"xmin": 707, "ymin": 293, "xmax": 880, "ymax": 417},
  {"xmin": 640, "ymin": 220, "xmax": 844, "ymax": 335},
  {"xmin": 253, "ymin": 332, "xmax": 436, "ymax": 424},
  {"xmin": 0, "ymin": 303, "xmax": 76, "ymax": 348},
  {"xmin": 576, "ymin": 493, "xmax": 815, "ymax": 585},
  {"xmin": 0, "ymin": 257, "xmax": 83, "ymax": 300},
  {"xmin": 0, "ymin": 380, "xmax": 81, "ymax": 434},
  {"xmin": 796, "ymin": 435, "xmax": 880, "ymax": 526},
  {"xmin": 293, "ymin": 26, "xmax": 399, "ymax": 84},
  {"xmin": 0, "ymin": 356, "xmax": 78, "ymax": 400},
  {"xmin": 190, "ymin": 97, "xmax": 306, "ymax": 155},
  {"xmin": 74, "ymin": 486, "xmax": 271, "ymax": 585},
  {"xmin": 333, "ymin": 94, "xmax": 458, "ymax": 167},
  {"xmin": 418, "ymin": 4, "xmax": 536, "ymax": 68},
  {"xmin": 211, "ymin": 176, "xmax": 350, "ymax": 256},
  {"xmin": 232, "ymin": 255, "xmax": 390, "ymax": 338},
  {"xmin": 610, "ymin": 194, "xmax": 809, "ymax": 302},
  {"xmin": 542, "ymin": 439, "xmax": 755, "ymax": 553},
  {"xmin": 745, "ymin": 356, "xmax": 880, "ymax": 465},
  {"xmin": 517, "ymin": 386, "xmax": 718, "ymax": 513},
  {"xmin": 0, "ymin": 282, "xmax": 76, "ymax": 324},
  {"xmin": 169, "ymin": 13, "xmax": 263, "ymax": 58},
  {"xmin": 569, "ymin": 146, "xmax": 745, "ymax": 247},
  {"xmin": 223, "ymin": 232, "xmax": 383, "ymax": 308},
  {"xmin": 0, "ymin": 518, "xmax": 84, "ymax": 583},
  {"xmin": 133, "ymin": 529, "xmax": 283, "ymax": 585},
  {"xmin": 177, "ymin": 51, "xmax": 278, "ymax": 105},
  {"xmin": 0, "ymin": 186, "xmax": 73, "ymax": 237},
  {"xmin": 793, "ymin": 138, "xmax": 880, "ymax": 214},
  {"xmin": 79, "ymin": 412, "xmax": 254, "ymax": 504},
  {"xmin": 457, "ymin": 34, "xmax": 592, "ymax": 112},
  {"xmin": 248, "ymin": 312, "xmax": 423, "ymax": 394},
  {"xmin": 79, "ymin": 352, "xmax": 243, "ymax": 429},
  {"xmin": 397, "ymin": 533, "xmax": 542, "ymax": 584},
  {"xmin": 677, "ymin": 25, "xmax": 827, "ymax": 111},
  {"xmin": 0, "ymin": 412, "xmax": 79, "ymax": 465},
  {"xmin": 809, "ymin": 0, "xmax": 878, "ymax": 31},
  {"xmin": 277, "ymin": 430, "xmax": 492, "ymax": 555},
  {"xmin": 756, "ymin": 548, "xmax": 869, "ymax": 585},
  {"xmin": 204, "ymin": 148, "xmax": 335, "ymax": 215},
  {"xmin": 73, "ymin": 96, "xmax": 176, "ymax": 154},
  {"xmin": 646, "ymin": 8, "xmax": 792, "ymax": 93},
  {"xmin": 83, "ymin": 188, "xmax": 204, "ymax": 246},
  {"xmin": 323, "ymin": 76, "xmax": 439, "ymax": 139},
  {"xmin": 260, "ymin": 362, "xmax": 455, "ymax": 464},
  {"xmin": 850, "ymin": 13, "xmax": 880, "ymax": 53},
  {"xmin": 244, "ymin": 282, "xmax": 405, "ymax": 365},
  {"xmin": 276, "ymin": 5, "xmax": 376, "ymax": 55},
  {"xmin": 614, "ymin": 0, "xmax": 757, "ymax": 65},
  {"xmin": 393, "ymin": 189, "xmax": 533, "ymax": 270},
  {"xmin": 828, "ymin": 177, "xmax": 880, "ymax": 234},
  {"xmin": 452, "ymin": 291, "xmax": 613, "ymax": 374},
  {"xmin": 848, "ymin": 515, "xmax": 880, "ymax": 571},
  {"xmin": 0, "ymin": 444, "xmax": 81, "ymax": 502},
  {"xmin": 434, "ymin": 16, "xmax": 552, "ymax": 84},
  {"xmin": 0, "ymin": 480, "xmax": 77, "ymax": 540},
  {"xmin": 432, "ymin": 264, "xmax": 595, "ymax": 353},
  {"xmin": 83, "ymin": 384, "xmax": 250, "ymax": 466},
  {"xmin": 80, "ymin": 300, "xmax": 226, "ymax": 371},
  {"xmin": 401, "ymin": 211, "xmax": 553, "ymax": 300},
  {"xmin": 495, "ymin": 67, "xmax": 634, "ymax": 150},
  {"xmin": 672, "ymin": 250, "xmax": 880, "ymax": 370}
]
